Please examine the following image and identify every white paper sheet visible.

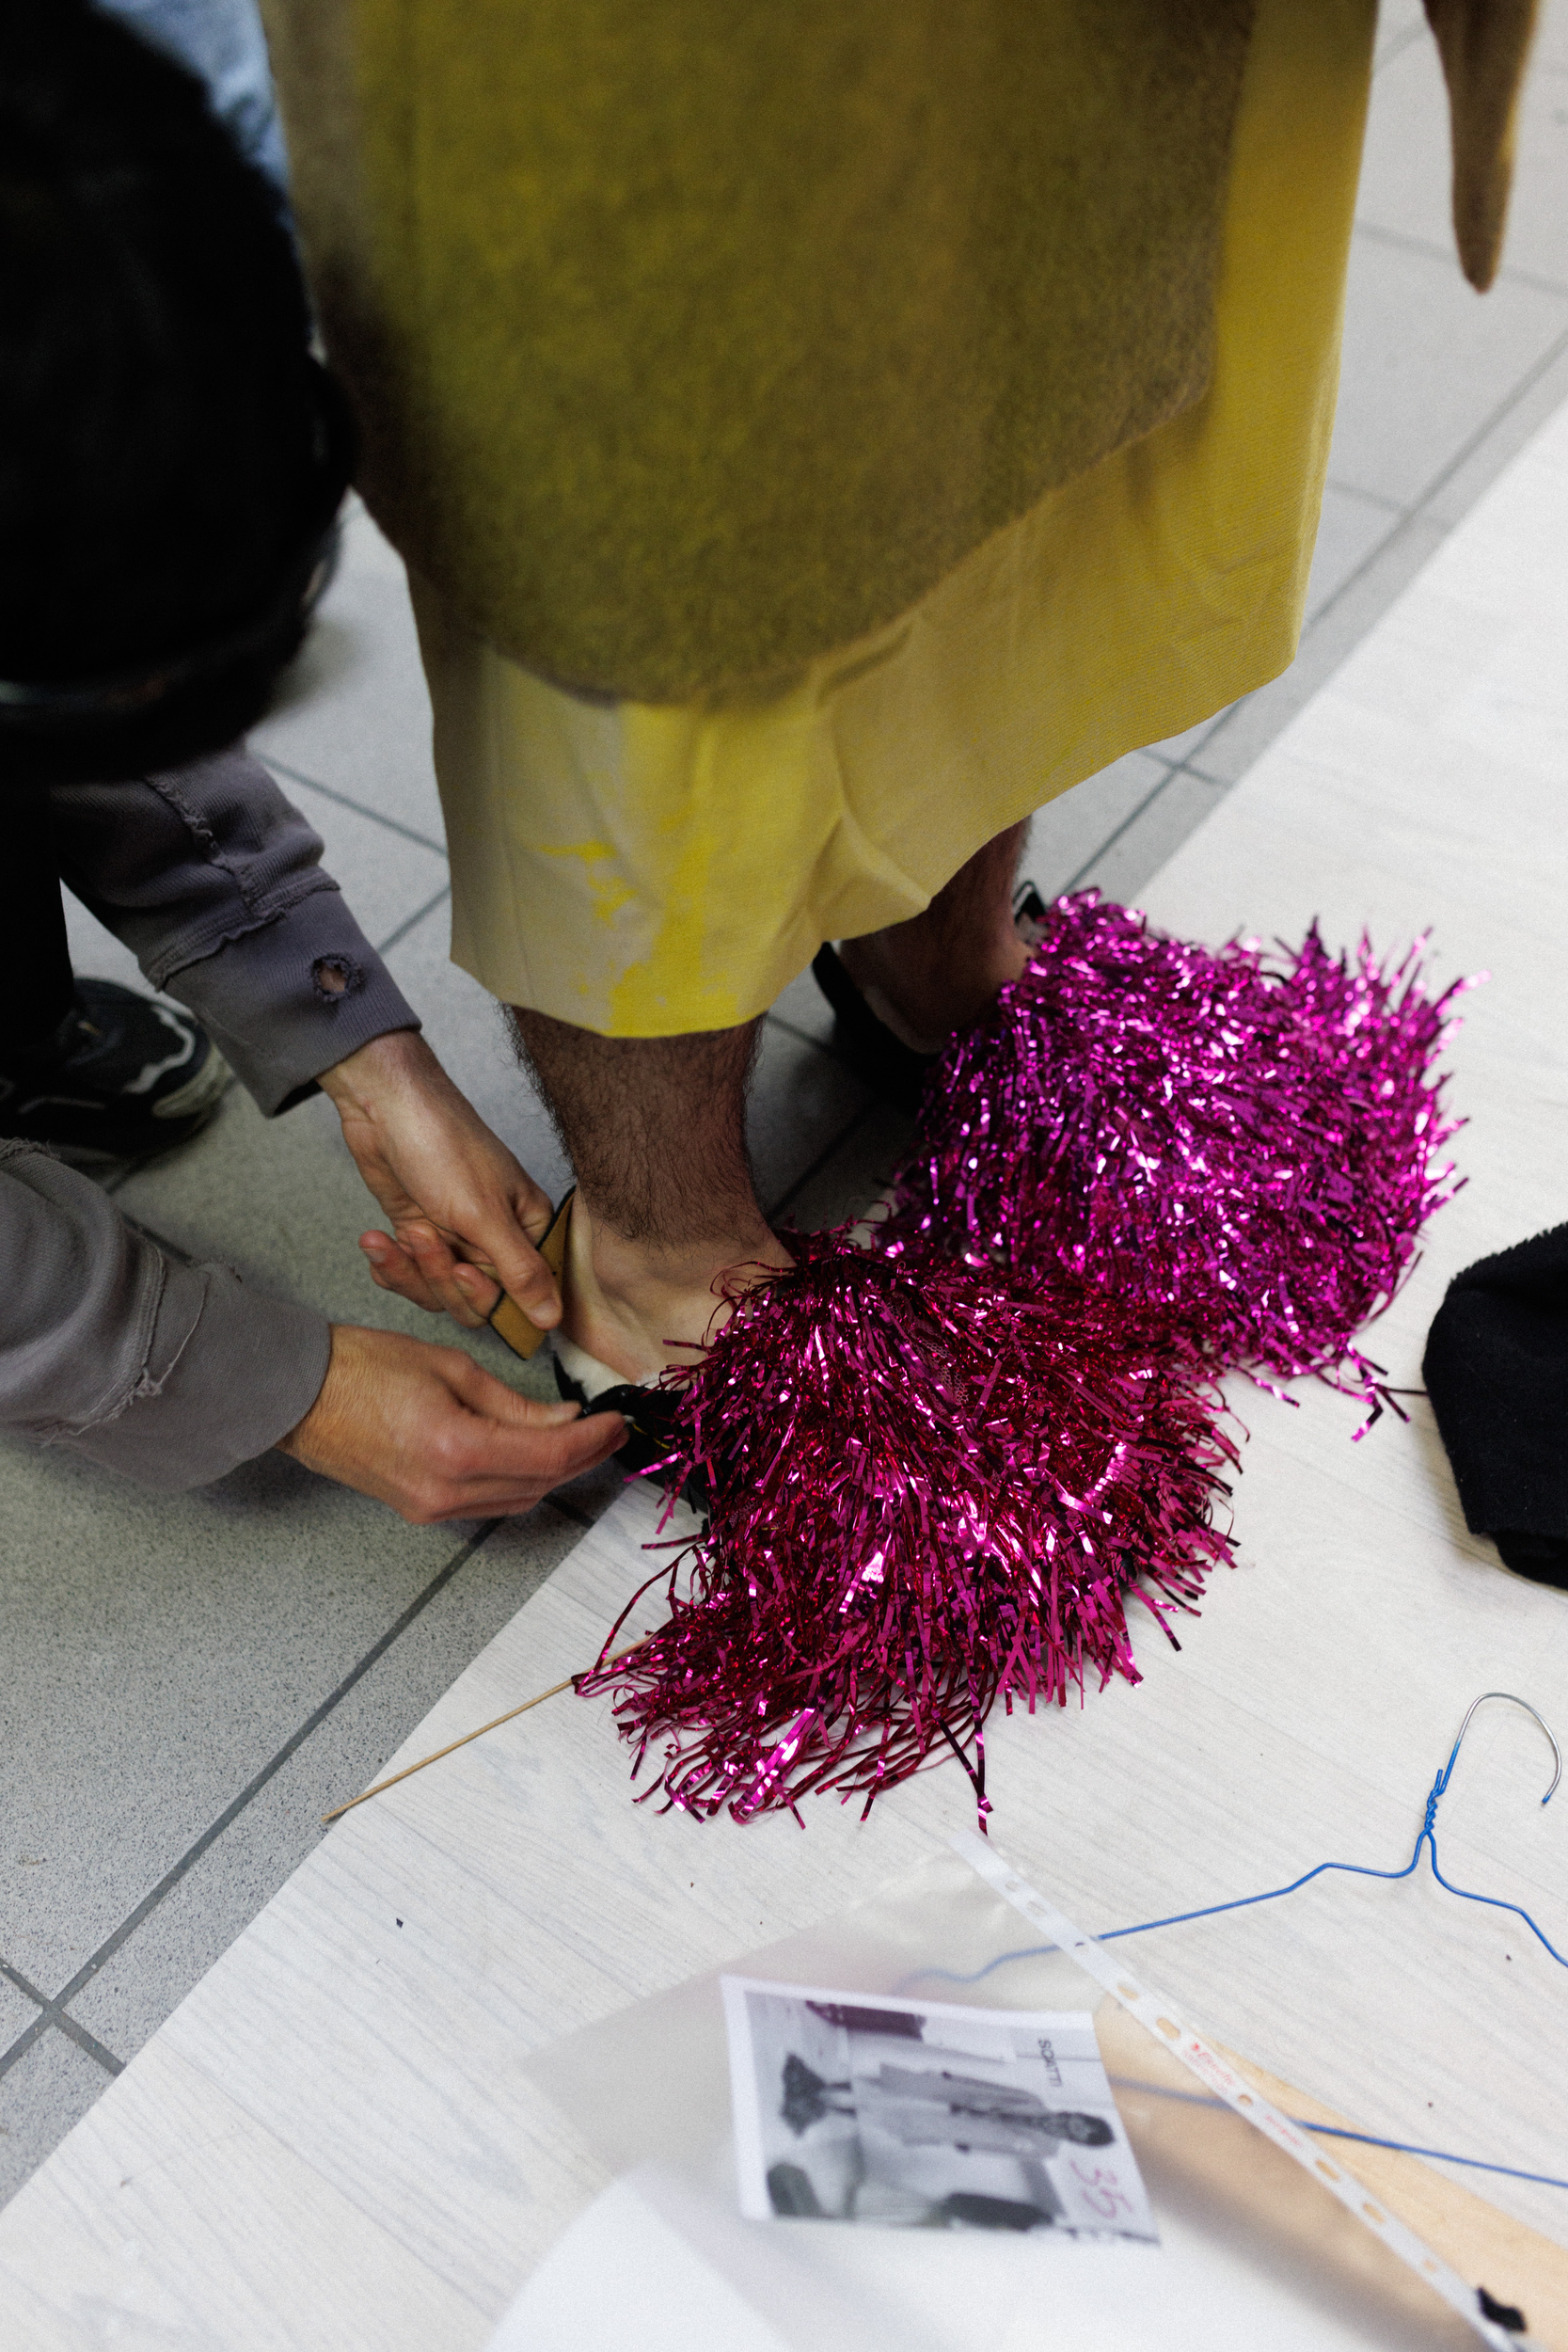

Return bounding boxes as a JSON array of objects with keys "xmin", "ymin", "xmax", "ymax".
[
  {"xmin": 487, "ymin": 2155, "xmax": 1485, "ymax": 2352},
  {"xmin": 506, "ymin": 1851, "xmax": 1482, "ymax": 2351}
]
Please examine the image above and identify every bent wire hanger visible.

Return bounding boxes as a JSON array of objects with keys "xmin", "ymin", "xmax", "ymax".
[
  {"xmin": 1097, "ymin": 1689, "xmax": 1562, "ymax": 1963},
  {"xmin": 918, "ymin": 1691, "xmax": 1564, "ymax": 1984}
]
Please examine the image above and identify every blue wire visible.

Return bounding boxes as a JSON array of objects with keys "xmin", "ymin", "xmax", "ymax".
[
  {"xmin": 917, "ymin": 1753, "xmax": 1566, "ymax": 1988},
  {"xmin": 1099, "ymin": 2078, "xmax": 1568, "ymax": 2196},
  {"xmin": 906, "ymin": 1731, "xmax": 1566, "ymax": 2188},
  {"xmin": 1090, "ymin": 1734, "xmax": 1566, "ymax": 1971},
  {"xmin": 1289, "ymin": 2126, "xmax": 1567, "ymax": 2196}
]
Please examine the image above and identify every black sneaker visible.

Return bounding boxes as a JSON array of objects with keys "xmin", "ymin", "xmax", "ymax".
[{"xmin": 0, "ymin": 977, "xmax": 230, "ymax": 1163}]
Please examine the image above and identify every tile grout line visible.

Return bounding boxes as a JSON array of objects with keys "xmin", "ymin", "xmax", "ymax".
[
  {"xmin": 257, "ymin": 754, "xmax": 451, "ymax": 858},
  {"xmin": 546, "ymin": 1493, "xmax": 597, "ymax": 1530},
  {"xmin": 0, "ymin": 1520, "xmax": 505, "ymax": 2077},
  {"xmin": 0, "ymin": 2012, "xmax": 113, "ymax": 2087},
  {"xmin": 0, "ymin": 1957, "xmax": 48, "ymax": 2008},
  {"xmin": 0, "ymin": 2010, "xmax": 126, "ymax": 2084},
  {"xmin": 0, "ymin": 2010, "xmax": 55, "ymax": 2078},
  {"xmin": 1371, "ymin": 20, "xmax": 1429, "ymax": 73},
  {"xmin": 1350, "ymin": 215, "xmax": 1568, "ymax": 302},
  {"xmin": 1323, "ymin": 476, "xmax": 1404, "ymax": 516},
  {"xmin": 50, "ymin": 2013, "xmax": 125, "ymax": 2075},
  {"xmin": 0, "ymin": 1954, "xmax": 125, "ymax": 2080},
  {"xmin": 1172, "ymin": 518, "xmax": 1421, "ymax": 787},
  {"xmin": 1402, "ymin": 317, "xmax": 1568, "ymax": 516},
  {"xmin": 1172, "ymin": 325, "xmax": 1568, "ymax": 790},
  {"xmin": 375, "ymin": 883, "xmax": 452, "ymax": 960},
  {"xmin": 1280, "ymin": 510, "xmax": 1417, "ymax": 644},
  {"xmin": 1062, "ymin": 760, "xmax": 1185, "ymax": 894},
  {"xmin": 0, "ymin": 1961, "xmax": 51, "ymax": 2077}
]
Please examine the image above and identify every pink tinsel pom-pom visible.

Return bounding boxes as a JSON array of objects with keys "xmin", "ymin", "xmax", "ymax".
[
  {"xmin": 878, "ymin": 894, "xmax": 1466, "ymax": 1410},
  {"xmin": 578, "ymin": 1232, "xmax": 1233, "ymax": 1822}
]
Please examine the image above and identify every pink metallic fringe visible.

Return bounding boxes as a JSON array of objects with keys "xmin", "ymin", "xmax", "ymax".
[
  {"xmin": 879, "ymin": 894, "xmax": 1466, "ymax": 1413},
  {"xmin": 578, "ymin": 1232, "xmax": 1233, "ymax": 1822},
  {"xmin": 581, "ymin": 896, "xmax": 1465, "ymax": 1821}
]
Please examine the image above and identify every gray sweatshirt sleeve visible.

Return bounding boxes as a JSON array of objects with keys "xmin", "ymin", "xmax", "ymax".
[
  {"xmin": 2, "ymin": 739, "xmax": 427, "ymax": 1486},
  {"xmin": 0, "ymin": 1142, "xmax": 330, "ymax": 1489},
  {"xmin": 51, "ymin": 744, "xmax": 423, "ymax": 1115}
]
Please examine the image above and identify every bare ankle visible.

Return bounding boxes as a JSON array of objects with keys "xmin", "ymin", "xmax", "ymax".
[
  {"xmin": 564, "ymin": 1194, "xmax": 791, "ymax": 1382},
  {"xmin": 591, "ymin": 1209, "xmax": 783, "ymax": 1310},
  {"xmin": 510, "ymin": 1005, "xmax": 792, "ymax": 1379}
]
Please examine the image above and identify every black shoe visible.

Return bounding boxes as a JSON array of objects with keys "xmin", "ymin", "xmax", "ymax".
[
  {"xmin": 0, "ymin": 978, "xmax": 230, "ymax": 1163},
  {"xmin": 811, "ymin": 882, "xmax": 1053, "ymax": 1113},
  {"xmin": 1011, "ymin": 878, "xmax": 1053, "ymax": 946},
  {"xmin": 550, "ymin": 1345, "xmax": 694, "ymax": 1486},
  {"xmin": 810, "ymin": 945, "xmax": 938, "ymax": 1115}
]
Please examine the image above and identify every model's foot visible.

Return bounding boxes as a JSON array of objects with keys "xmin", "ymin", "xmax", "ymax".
[
  {"xmin": 0, "ymin": 977, "xmax": 229, "ymax": 1163},
  {"xmin": 559, "ymin": 1192, "xmax": 793, "ymax": 1386}
]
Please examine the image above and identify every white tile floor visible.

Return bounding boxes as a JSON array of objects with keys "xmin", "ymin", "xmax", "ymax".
[{"xmin": 4, "ymin": 0, "xmax": 1567, "ymax": 2212}]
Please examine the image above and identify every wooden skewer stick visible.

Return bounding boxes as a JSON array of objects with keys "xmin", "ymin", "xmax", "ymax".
[{"xmin": 320, "ymin": 1638, "xmax": 649, "ymax": 1824}]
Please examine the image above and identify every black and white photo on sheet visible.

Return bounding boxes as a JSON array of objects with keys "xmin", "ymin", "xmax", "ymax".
[{"xmin": 721, "ymin": 1979, "xmax": 1158, "ymax": 2242}]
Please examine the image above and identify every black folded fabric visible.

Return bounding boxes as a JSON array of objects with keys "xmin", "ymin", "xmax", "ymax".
[{"xmin": 1423, "ymin": 1225, "xmax": 1568, "ymax": 1591}]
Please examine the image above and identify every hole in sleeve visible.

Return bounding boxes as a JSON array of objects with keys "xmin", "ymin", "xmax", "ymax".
[{"xmin": 311, "ymin": 954, "xmax": 363, "ymax": 1002}]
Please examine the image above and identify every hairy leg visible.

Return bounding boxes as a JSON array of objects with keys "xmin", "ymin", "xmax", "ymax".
[
  {"xmin": 836, "ymin": 819, "xmax": 1031, "ymax": 1047},
  {"xmin": 510, "ymin": 1009, "xmax": 791, "ymax": 1382},
  {"xmin": 511, "ymin": 819, "xmax": 1027, "ymax": 1377}
]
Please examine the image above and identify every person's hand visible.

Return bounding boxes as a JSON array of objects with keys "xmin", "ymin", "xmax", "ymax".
[
  {"xmin": 276, "ymin": 1325, "xmax": 625, "ymax": 1521},
  {"xmin": 317, "ymin": 1028, "xmax": 560, "ymax": 1334}
]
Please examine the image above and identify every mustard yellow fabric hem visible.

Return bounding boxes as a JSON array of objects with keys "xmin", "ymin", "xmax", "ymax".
[{"xmin": 420, "ymin": 0, "xmax": 1375, "ymax": 1038}]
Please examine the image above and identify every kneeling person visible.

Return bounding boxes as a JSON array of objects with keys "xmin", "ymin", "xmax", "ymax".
[{"xmin": 0, "ymin": 0, "xmax": 618, "ymax": 1519}]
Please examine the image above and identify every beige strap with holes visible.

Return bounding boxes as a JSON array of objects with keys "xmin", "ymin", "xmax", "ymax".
[
  {"xmin": 489, "ymin": 1191, "xmax": 573, "ymax": 1359},
  {"xmin": 956, "ymin": 1831, "xmax": 1549, "ymax": 2350}
]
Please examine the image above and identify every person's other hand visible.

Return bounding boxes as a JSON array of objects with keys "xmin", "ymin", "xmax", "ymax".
[
  {"xmin": 276, "ymin": 1325, "xmax": 625, "ymax": 1521},
  {"xmin": 318, "ymin": 1028, "xmax": 561, "ymax": 1334}
]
